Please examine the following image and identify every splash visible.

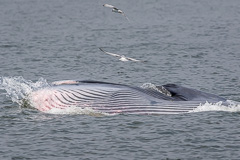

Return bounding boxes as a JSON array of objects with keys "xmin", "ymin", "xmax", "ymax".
[
  {"xmin": 0, "ymin": 76, "xmax": 49, "ymax": 105},
  {"xmin": 141, "ymin": 83, "xmax": 172, "ymax": 96},
  {"xmin": 190, "ymin": 100, "xmax": 240, "ymax": 113}
]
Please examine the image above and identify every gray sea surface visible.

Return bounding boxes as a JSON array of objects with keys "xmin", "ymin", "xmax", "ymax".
[{"xmin": 0, "ymin": 0, "xmax": 240, "ymax": 159}]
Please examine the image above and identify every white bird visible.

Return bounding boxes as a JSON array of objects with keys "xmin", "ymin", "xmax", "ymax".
[
  {"xmin": 99, "ymin": 48, "xmax": 143, "ymax": 62},
  {"xmin": 103, "ymin": 4, "xmax": 130, "ymax": 22}
]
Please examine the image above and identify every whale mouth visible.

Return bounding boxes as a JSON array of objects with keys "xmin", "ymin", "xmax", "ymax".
[
  {"xmin": 1, "ymin": 76, "xmax": 240, "ymax": 115},
  {"xmin": 25, "ymin": 81, "xmax": 237, "ymax": 115}
]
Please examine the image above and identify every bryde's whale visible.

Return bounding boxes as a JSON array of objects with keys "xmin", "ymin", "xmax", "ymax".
[{"xmin": 28, "ymin": 80, "xmax": 227, "ymax": 114}]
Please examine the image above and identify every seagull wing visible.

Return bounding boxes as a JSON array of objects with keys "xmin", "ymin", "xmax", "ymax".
[
  {"xmin": 103, "ymin": 4, "xmax": 115, "ymax": 8},
  {"xmin": 125, "ymin": 57, "xmax": 141, "ymax": 62},
  {"xmin": 121, "ymin": 13, "xmax": 130, "ymax": 22},
  {"xmin": 99, "ymin": 48, "xmax": 121, "ymax": 58}
]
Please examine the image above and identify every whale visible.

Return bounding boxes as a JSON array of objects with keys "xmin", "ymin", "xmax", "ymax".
[{"xmin": 28, "ymin": 80, "xmax": 227, "ymax": 114}]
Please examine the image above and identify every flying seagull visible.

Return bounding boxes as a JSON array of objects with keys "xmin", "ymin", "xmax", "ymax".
[
  {"xmin": 103, "ymin": 4, "xmax": 130, "ymax": 22},
  {"xmin": 99, "ymin": 48, "xmax": 143, "ymax": 62}
]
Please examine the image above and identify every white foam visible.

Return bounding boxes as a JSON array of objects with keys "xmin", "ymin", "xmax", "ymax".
[
  {"xmin": 0, "ymin": 76, "xmax": 49, "ymax": 105},
  {"xmin": 141, "ymin": 83, "xmax": 159, "ymax": 90},
  {"xmin": 141, "ymin": 83, "xmax": 172, "ymax": 96},
  {"xmin": 190, "ymin": 100, "xmax": 240, "ymax": 113}
]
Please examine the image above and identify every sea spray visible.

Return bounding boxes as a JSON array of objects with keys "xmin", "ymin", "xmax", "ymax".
[
  {"xmin": 190, "ymin": 100, "xmax": 240, "ymax": 113},
  {"xmin": 0, "ymin": 76, "xmax": 49, "ymax": 105},
  {"xmin": 141, "ymin": 83, "xmax": 172, "ymax": 96}
]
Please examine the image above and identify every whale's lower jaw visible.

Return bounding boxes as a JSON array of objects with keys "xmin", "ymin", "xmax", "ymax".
[
  {"xmin": 28, "ymin": 89, "xmax": 200, "ymax": 114},
  {"xmin": 29, "ymin": 89, "xmax": 199, "ymax": 114},
  {"xmin": 27, "ymin": 81, "xmax": 226, "ymax": 114}
]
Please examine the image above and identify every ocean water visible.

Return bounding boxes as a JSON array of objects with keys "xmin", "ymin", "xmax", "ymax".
[{"xmin": 0, "ymin": 0, "xmax": 240, "ymax": 159}]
